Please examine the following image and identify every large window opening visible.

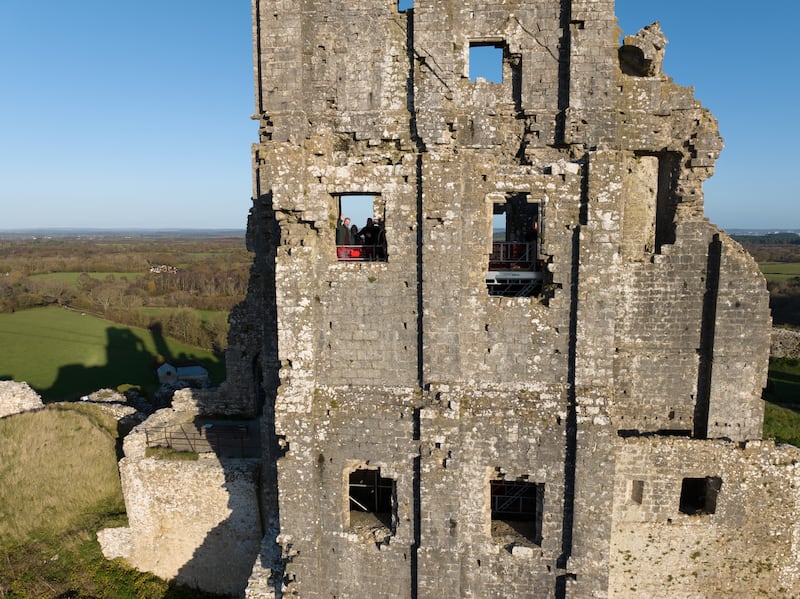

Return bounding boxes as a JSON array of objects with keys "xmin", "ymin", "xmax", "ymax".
[
  {"xmin": 336, "ymin": 194, "xmax": 387, "ymax": 262},
  {"xmin": 490, "ymin": 479, "xmax": 544, "ymax": 546},
  {"xmin": 487, "ymin": 193, "xmax": 543, "ymax": 297},
  {"xmin": 398, "ymin": 0, "xmax": 413, "ymax": 11},
  {"xmin": 348, "ymin": 467, "xmax": 395, "ymax": 538},
  {"xmin": 469, "ymin": 43, "xmax": 504, "ymax": 83},
  {"xmin": 679, "ymin": 476, "xmax": 722, "ymax": 515},
  {"xmin": 654, "ymin": 152, "xmax": 680, "ymax": 252},
  {"xmin": 621, "ymin": 152, "xmax": 680, "ymax": 260}
]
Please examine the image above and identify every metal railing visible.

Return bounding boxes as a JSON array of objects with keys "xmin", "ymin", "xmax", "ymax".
[
  {"xmin": 487, "ymin": 242, "xmax": 544, "ymax": 297},
  {"xmin": 336, "ymin": 244, "xmax": 387, "ymax": 262},
  {"xmin": 489, "ymin": 242, "xmax": 539, "ymax": 271},
  {"xmin": 144, "ymin": 423, "xmax": 260, "ymax": 458},
  {"xmin": 490, "ymin": 481, "xmax": 539, "ymax": 516}
]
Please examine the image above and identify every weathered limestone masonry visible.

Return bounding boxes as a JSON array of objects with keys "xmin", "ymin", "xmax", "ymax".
[
  {"xmin": 99, "ymin": 399, "xmax": 263, "ymax": 596},
  {"xmin": 0, "ymin": 380, "xmax": 44, "ymax": 418},
  {"xmin": 234, "ymin": 1, "xmax": 800, "ymax": 597},
  {"xmin": 772, "ymin": 327, "xmax": 800, "ymax": 359}
]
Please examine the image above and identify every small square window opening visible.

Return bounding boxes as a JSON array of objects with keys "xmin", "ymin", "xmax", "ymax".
[
  {"xmin": 679, "ymin": 476, "xmax": 722, "ymax": 515},
  {"xmin": 490, "ymin": 479, "xmax": 544, "ymax": 546},
  {"xmin": 349, "ymin": 468, "xmax": 396, "ymax": 534}
]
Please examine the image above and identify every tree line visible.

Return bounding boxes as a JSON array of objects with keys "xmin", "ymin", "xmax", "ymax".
[{"xmin": 733, "ymin": 233, "xmax": 800, "ymax": 263}]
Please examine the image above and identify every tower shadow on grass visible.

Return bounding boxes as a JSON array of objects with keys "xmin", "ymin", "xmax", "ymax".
[
  {"xmin": 41, "ymin": 325, "xmax": 222, "ymax": 403},
  {"xmin": 43, "ymin": 327, "xmax": 153, "ymax": 402}
]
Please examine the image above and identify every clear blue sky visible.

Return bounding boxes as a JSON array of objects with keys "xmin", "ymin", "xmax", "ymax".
[{"xmin": 1, "ymin": 1, "xmax": 796, "ymax": 230}]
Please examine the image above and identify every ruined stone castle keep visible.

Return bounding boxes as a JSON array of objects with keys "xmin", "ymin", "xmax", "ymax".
[{"xmin": 218, "ymin": 1, "xmax": 800, "ymax": 597}]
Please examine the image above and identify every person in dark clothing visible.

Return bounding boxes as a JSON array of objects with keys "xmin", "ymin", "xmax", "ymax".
[
  {"xmin": 336, "ymin": 216, "xmax": 352, "ymax": 245},
  {"xmin": 358, "ymin": 218, "xmax": 379, "ymax": 247},
  {"xmin": 376, "ymin": 218, "xmax": 387, "ymax": 261}
]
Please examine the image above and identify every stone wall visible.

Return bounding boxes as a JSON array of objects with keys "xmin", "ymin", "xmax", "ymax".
[
  {"xmin": 609, "ymin": 437, "xmax": 800, "ymax": 598},
  {"xmin": 772, "ymin": 327, "xmax": 800, "ymax": 359},
  {"xmin": 99, "ymin": 408, "xmax": 262, "ymax": 596},
  {"xmin": 0, "ymin": 381, "xmax": 43, "ymax": 419}
]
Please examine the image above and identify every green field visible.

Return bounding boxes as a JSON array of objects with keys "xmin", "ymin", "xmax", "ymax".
[
  {"xmin": 0, "ymin": 307, "xmax": 224, "ymax": 401},
  {"xmin": 0, "ymin": 405, "xmax": 124, "ymax": 544},
  {"xmin": 759, "ymin": 262, "xmax": 800, "ymax": 283},
  {"xmin": 140, "ymin": 306, "xmax": 227, "ymax": 324}
]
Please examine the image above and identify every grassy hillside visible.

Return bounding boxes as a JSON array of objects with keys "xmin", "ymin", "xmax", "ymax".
[
  {"xmin": 0, "ymin": 405, "xmax": 123, "ymax": 544},
  {"xmin": 0, "ymin": 403, "xmax": 221, "ymax": 598},
  {"xmin": 0, "ymin": 307, "xmax": 224, "ymax": 401}
]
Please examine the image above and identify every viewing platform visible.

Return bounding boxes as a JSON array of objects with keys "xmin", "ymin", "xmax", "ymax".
[{"xmin": 487, "ymin": 242, "xmax": 544, "ymax": 297}]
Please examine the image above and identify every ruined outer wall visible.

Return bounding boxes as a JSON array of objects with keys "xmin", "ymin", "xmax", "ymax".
[
  {"xmin": 706, "ymin": 234, "xmax": 771, "ymax": 439},
  {"xmin": 609, "ymin": 437, "xmax": 800, "ymax": 598},
  {"xmin": 772, "ymin": 327, "xmax": 800, "ymax": 359},
  {"xmin": 99, "ymin": 420, "xmax": 262, "ymax": 596},
  {"xmin": 609, "ymin": 55, "xmax": 770, "ymax": 442},
  {"xmin": 0, "ymin": 381, "xmax": 43, "ymax": 418}
]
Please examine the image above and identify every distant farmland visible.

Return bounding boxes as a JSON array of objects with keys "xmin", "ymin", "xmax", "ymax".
[{"xmin": 0, "ymin": 307, "xmax": 223, "ymax": 401}]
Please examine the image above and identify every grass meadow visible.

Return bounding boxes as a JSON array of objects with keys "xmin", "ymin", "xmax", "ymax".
[
  {"xmin": 0, "ymin": 403, "xmax": 220, "ymax": 598},
  {"xmin": 763, "ymin": 357, "xmax": 800, "ymax": 446},
  {"xmin": 0, "ymin": 307, "xmax": 224, "ymax": 401},
  {"xmin": 139, "ymin": 306, "xmax": 227, "ymax": 323},
  {"xmin": 0, "ymin": 405, "xmax": 123, "ymax": 544},
  {"xmin": 759, "ymin": 262, "xmax": 800, "ymax": 283}
]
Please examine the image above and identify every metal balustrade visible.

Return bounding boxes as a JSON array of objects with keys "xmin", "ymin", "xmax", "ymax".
[
  {"xmin": 143, "ymin": 422, "xmax": 260, "ymax": 458},
  {"xmin": 489, "ymin": 242, "xmax": 538, "ymax": 270},
  {"xmin": 336, "ymin": 244, "xmax": 387, "ymax": 262},
  {"xmin": 487, "ymin": 242, "xmax": 544, "ymax": 297}
]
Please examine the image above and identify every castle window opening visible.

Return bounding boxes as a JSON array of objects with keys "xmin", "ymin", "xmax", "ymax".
[
  {"xmin": 654, "ymin": 152, "xmax": 680, "ymax": 252},
  {"xmin": 490, "ymin": 479, "xmax": 544, "ymax": 545},
  {"xmin": 348, "ymin": 467, "xmax": 395, "ymax": 533},
  {"xmin": 630, "ymin": 479, "xmax": 644, "ymax": 504},
  {"xmin": 469, "ymin": 43, "xmax": 504, "ymax": 83},
  {"xmin": 620, "ymin": 152, "xmax": 680, "ymax": 259},
  {"xmin": 679, "ymin": 476, "xmax": 722, "ymax": 515},
  {"xmin": 487, "ymin": 194, "xmax": 543, "ymax": 297},
  {"xmin": 336, "ymin": 194, "xmax": 387, "ymax": 262},
  {"xmin": 398, "ymin": 0, "xmax": 413, "ymax": 11}
]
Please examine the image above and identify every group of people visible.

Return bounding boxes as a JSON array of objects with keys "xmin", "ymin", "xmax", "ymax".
[{"xmin": 336, "ymin": 215, "xmax": 387, "ymax": 261}]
